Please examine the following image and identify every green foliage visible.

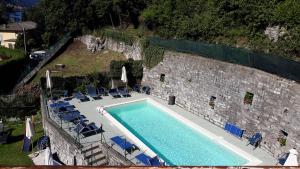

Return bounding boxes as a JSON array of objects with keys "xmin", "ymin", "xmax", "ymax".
[
  {"xmin": 0, "ymin": 47, "xmax": 25, "ymax": 66},
  {"xmin": 141, "ymin": 0, "xmax": 300, "ymax": 60},
  {"xmin": 110, "ymin": 59, "xmax": 143, "ymax": 79},
  {"xmin": 143, "ymin": 45, "xmax": 164, "ymax": 69},
  {"xmin": 103, "ymin": 29, "xmax": 134, "ymax": 46}
]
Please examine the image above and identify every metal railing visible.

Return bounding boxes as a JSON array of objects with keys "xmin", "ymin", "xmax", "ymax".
[{"xmin": 14, "ymin": 34, "xmax": 72, "ymax": 90}]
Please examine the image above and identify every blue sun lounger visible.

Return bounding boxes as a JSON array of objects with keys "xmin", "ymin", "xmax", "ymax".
[
  {"xmin": 248, "ymin": 132, "xmax": 262, "ymax": 148},
  {"xmin": 110, "ymin": 136, "xmax": 137, "ymax": 153},
  {"xmin": 74, "ymin": 92, "xmax": 90, "ymax": 102},
  {"xmin": 97, "ymin": 87, "xmax": 107, "ymax": 96},
  {"xmin": 60, "ymin": 110, "xmax": 81, "ymax": 122},
  {"xmin": 86, "ymin": 85, "xmax": 101, "ymax": 100},
  {"xmin": 109, "ymin": 89, "xmax": 121, "ymax": 98},
  {"xmin": 22, "ymin": 137, "xmax": 31, "ymax": 152},
  {"xmin": 49, "ymin": 101, "xmax": 70, "ymax": 109},
  {"xmin": 224, "ymin": 123, "xmax": 244, "ymax": 138},
  {"xmin": 74, "ymin": 122, "xmax": 103, "ymax": 137},
  {"xmin": 133, "ymin": 84, "xmax": 141, "ymax": 93},
  {"xmin": 118, "ymin": 87, "xmax": 131, "ymax": 97},
  {"xmin": 135, "ymin": 153, "xmax": 164, "ymax": 166}
]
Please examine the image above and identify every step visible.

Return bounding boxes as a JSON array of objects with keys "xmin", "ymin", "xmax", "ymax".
[
  {"xmin": 81, "ymin": 145, "xmax": 100, "ymax": 154},
  {"xmin": 88, "ymin": 155, "xmax": 107, "ymax": 166},
  {"xmin": 84, "ymin": 150, "xmax": 103, "ymax": 160}
]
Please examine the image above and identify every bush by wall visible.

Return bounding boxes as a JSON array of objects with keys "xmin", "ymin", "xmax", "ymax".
[{"xmin": 143, "ymin": 45, "xmax": 164, "ymax": 69}]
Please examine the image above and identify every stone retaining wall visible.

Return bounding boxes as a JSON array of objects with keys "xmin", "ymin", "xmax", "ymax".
[
  {"xmin": 77, "ymin": 35, "xmax": 142, "ymax": 60},
  {"xmin": 142, "ymin": 51, "xmax": 300, "ymax": 159}
]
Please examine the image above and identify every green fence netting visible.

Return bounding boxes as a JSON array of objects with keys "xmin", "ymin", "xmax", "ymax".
[{"xmin": 149, "ymin": 37, "xmax": 300, "ymax": 83}]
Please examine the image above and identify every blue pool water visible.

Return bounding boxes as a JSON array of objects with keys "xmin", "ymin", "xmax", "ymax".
[{"xmin": 107, "ymin": 100, "xmax": 248, "ymax": 166}]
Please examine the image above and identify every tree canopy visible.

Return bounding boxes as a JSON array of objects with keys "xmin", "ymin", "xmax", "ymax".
[{"xmin": 25, "ymin": 0, "xmax": 300, "ymax": 60}]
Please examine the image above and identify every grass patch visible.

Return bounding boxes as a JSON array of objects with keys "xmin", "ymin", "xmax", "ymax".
[
  {"xmin": 31, "ymin": 41, "xmax": 126, "ymax": 83},
  {"xmin": 0, "ymin": 114, "xmax": 44, "ymax": 166}
]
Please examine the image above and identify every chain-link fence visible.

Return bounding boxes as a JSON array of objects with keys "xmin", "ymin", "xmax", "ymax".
[{"xmin": 149, "ymin": 37, "xmax": 300, "ymax": 83}]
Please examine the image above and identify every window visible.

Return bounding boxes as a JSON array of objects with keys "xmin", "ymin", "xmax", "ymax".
[
  {"xmin": 8, "ymin": 43, "xmax": 13, "ymax": 49},
  {"xmin": 160, "ymin": 74, "xmax": 165, "ymax": 82},
  {"xmin": 277, "ymin": 130, "xmax": 288, "ymax": 147},
  {"xmin": 244, "ymin": 92, "xmax": 254, "ymax": 105},
  {"xmin": 209, "ymin": 96, "xmax": 216, "ymax": 109}
]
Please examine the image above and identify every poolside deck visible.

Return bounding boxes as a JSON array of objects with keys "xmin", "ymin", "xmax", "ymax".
[{"xmin": 48, "ymin": 92, "xmax": 278, "ymax": 166}]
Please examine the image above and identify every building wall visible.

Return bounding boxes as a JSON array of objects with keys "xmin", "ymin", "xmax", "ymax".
[
  {"xmin": 0, "ymin": 32, "xmax": 17, "ymax": 48},
  {"xmin": 142, "ymin": 51, "xmax": 300, "ymax": 158}
]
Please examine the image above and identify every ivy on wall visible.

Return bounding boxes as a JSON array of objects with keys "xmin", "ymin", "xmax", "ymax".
[{"xmin": 143, "ymin": 45, "xmax": 165, "ymax": 69}]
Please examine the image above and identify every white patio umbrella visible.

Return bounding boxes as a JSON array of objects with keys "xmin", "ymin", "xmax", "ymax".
[
  {"xmin": 46, "ymin": 70, "xmax": 52, "ymax": 97},
  {"xmin": 121, "ymin": 66, "xmax": 128, "ymax": 84},
  {"xmin": 46, "ymin": 70, "xmax": 52, "ymax": 89},
  {"xmin": 44, "ymin": 147, "xmax": 54, "ymax": 165},
  {"xmin": 284, "ymin": 148, "xmax": 298, "ymax": 166},
  {"xmin": 25, "ymin": 118, "xmax": 35, "ymax": 139},
  {"xmin": 111, "ymin": 79, "xmax": 115, "ymax": 89}
]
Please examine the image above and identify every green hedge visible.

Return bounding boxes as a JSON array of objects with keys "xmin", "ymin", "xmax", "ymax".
[{"xmin": 143, "ymin": 45, "xmax": 164, "ymax": 69}]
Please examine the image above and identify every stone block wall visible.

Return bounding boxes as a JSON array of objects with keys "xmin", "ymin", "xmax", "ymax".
[{"xmin": 142, "ymin": 51, "xmax": 300, "ymax": 159}]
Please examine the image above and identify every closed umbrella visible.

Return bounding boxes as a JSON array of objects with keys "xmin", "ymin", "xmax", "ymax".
[
  {"xmin": 46, "ymin": 70, "xmax": 52, "ymax": 97},
  {"xmin": 25, "ymin": 118, "xmax": 34, "ymax": 139},
  {"xmin": 111, "ymin": 79, "xmax": 115, "ymax": 89},
  {"xmin": 46, "ymin": 70, "xmax": 52, "ymax": 89},
  {"xmin": 284, "ymin": 148, "xmax": 298, "ymax": 166},
  {"xmin": 121, "ymin": 66, "xmax": 127, "ymax": 83},
  {"xmin": 25, "ymin": 117, "xmax": 35, "ymax": 152},
  {"xmin": 44, "ymin": 147, "xmax": 54, "ymax": 165}
]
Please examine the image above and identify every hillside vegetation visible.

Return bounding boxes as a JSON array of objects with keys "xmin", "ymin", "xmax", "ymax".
[{"xmin": 26, "ymin": 0, "xmax": 300, "ymax": 61}]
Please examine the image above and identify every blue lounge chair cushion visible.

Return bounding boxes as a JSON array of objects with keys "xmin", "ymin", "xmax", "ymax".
[
  {"xmin": 109, "ymin": 89, "xmax": 121, "ymax": 98},
  {"xmin": 49, "ymin": 101, "xmax": 70, "ymax": 109},
  {"xmin": 133, "ymin": 84, "xmax": 141, "ymax": 93},
  {"xmin": 118, "ymin": 87, "xmax": 130, "ymax": 97},
  {"xmin": 60, "ymin": 110, "xmax": 80, "ymax": 121},
  {"xmin": 111, "ymin": 136, "xmax": 134, "ymax": 151},
  {"xmin": 86, "ymin": 85, "xmax": 98, "ymax": 97}
]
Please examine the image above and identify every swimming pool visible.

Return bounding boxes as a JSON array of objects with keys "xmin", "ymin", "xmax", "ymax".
[{"xmin": 106, "ymin": 99, "xmax": 251, "ymax": 166}]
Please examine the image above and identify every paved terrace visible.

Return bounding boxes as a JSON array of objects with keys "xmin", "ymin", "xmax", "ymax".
[{"xmin": 47, "ymin": 92, "xmax": 278, "ymax": 166}]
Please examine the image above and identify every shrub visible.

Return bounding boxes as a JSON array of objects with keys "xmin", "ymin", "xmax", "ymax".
[{"xmin": 143, "ymin": 45, "xmax": 164, "ymax": 69}]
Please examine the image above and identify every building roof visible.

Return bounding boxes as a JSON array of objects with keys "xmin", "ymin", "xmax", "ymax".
[{"xmin": 0, "ymin": 21, "xmax": 37, "ymax": 32}]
